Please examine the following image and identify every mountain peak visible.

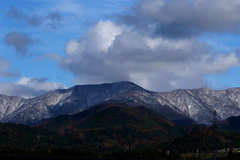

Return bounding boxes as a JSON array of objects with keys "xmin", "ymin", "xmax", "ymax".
[{"xmin": 71, "ymin": 81, "xmax": 141, "ymax": 90}]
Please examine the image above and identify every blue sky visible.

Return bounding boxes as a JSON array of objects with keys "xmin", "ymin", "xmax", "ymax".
[{"xmin": 1, "ymin": 0, "xmax": 240, "ymax": 97}]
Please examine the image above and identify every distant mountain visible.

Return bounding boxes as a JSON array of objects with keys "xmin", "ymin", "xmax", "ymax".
[
  {"xmin": 0, "ymin": 82, "xmax": 144, "ymax": 125},
  {"xmin": 0, "ymin": 82, "xmax": 195, "ymax": 125},
  {"xmin": 1, "ymin": 81, "xmax": 240, "ymax": 125}
]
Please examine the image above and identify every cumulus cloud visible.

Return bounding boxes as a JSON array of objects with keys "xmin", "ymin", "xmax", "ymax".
[
  {"xmin": 31, "ymin": 0, "xmax": 239, "ymax": 92},
  {"xmin": 46, "ymin": 19, "xmax": 239, "ymax": 92},
  {"xmin": 4, "ymin": 6, "xmax": 62, "ymax": 29},
  {"xmin": 120, "ymin": 0, "xmax": 240, "ymax": 38},
  {"xmin": 0, "ymin": 57, "xmax": 20, "ymax": 78},
  {"xmin": 65, "ymin": 20, "xmax": 123, "ymax": 55},
  {"xmin": 4, "ymin": 31, "xmax": 39, "ymax": 56},
  {"xmin": 0, "ymin": 77, "xmax": 67, "ymax": 98}
]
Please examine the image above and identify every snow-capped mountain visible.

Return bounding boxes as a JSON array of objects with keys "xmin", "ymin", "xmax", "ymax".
[
  {"xmin": 0, "ymin": 82, "xmax": 149, "ymax": 125},
  {"xmin": 1, "ymin": 81, "xmax": 240, "ymax": 125},
  {"xmin": 157, "ymin": 88, "xmax": 240, "ymax": 124}
]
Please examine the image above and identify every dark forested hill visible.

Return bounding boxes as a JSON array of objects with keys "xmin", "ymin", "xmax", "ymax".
[
  {"xmin": 218, "ymin": 116, "xmax": 240, "ymax": 131},
  {"xmin": 40, "ymin": 104, "xmax": 184, "ymax": 151},
  {"xmin": 0, "ymin": 104, "xmax": 184, "ymax": 153},
  {"xmin": 156, "ymin": 126, "xmax": 240, "ymax": 154}
]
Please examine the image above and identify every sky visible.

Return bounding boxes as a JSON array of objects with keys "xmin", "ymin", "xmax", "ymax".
[{"xmin": 1, "ymin": 0, "xmax": 240, "ymax": 98}]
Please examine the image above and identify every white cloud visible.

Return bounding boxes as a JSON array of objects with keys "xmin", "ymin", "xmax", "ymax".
[
  {"xmin": 199, "ymin": 53, "xmax": 239, "ymax": 73},
  {"xmin": 88, "ymin": 20, "xmax": 123, "ymax": 52},
  {"xmin": 15, "ymin": 77, "xmax": 67, "ymax": 91},
  {"xmin": 47, "ymin": 19, "xmax": 239, "ymax": 92},
  {"xmin": 65, "ymin": 39, "xmax": 82, "ymax": 55},
  {"xmin": 65, "ymin": 20, "xmax": 123, "ymax": 56},
  {"xmin": 0, "ymin": 77, "xmax": 67, "ymax": 98},
  {"xmin": 24, "ymin": 0, "xmax": 238, "ymax": 92}
]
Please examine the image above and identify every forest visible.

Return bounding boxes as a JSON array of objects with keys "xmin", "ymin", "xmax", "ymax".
[{"xmin": 1, "ymin": 105, "xmax": 240, "ymax": 160}]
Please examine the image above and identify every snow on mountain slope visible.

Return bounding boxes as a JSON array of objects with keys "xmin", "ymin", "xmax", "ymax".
[
  {"xmin": 1, "ymin": 81, "xmax": 240, "ymax": 125},
  {"xmin": 156, "ymin": 88, "xmax": 240, "ymax": 124},
  {"xmin": 0, "ymin": 82, "xmax": 146, "ymax": 125}
]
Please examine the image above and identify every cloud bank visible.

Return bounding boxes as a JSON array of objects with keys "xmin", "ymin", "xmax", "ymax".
[
  {"xmin": 131, "ymin": 0, "xmax": 240, "ymax": 38},
  {"xmin": 46, "ymin": 19, "xmax": 238, "ymax": 91},
  {"xmin": 40, "ymin": 0, "xmax": 240, "ymax": 91},
  {"xmin": 0, "ymin": 77, "xmax": 67, "ymax": 98}
]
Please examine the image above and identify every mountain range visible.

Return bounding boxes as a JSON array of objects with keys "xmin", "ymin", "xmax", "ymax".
[{"xmin": 1, "ymin": 81, "xmax": 240, "ymax": 125}]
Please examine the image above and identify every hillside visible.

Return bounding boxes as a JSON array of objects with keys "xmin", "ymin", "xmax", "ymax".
[
  {"xmin": 40, "ymin": 104, "xmax": 184, "ymax": 150},
  {"xmin": 0, "ymin": 105, "xmax": 185, "ymax": 156},
  {"xmin": 156, "ymin": 126, "xmax": 240, "ymax": 154}
]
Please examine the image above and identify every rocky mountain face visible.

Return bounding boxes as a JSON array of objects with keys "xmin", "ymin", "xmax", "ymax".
[
  {"xmin": 0, "ymin": 81, "xmax": 240, "ymax": 125},
  {"xmin": 158, "ymin": 88, "xmax": 240, "ymax": 124},
  {"xmin": 0, "ymin": 82, "xmax": 142, "ymax": 125}
]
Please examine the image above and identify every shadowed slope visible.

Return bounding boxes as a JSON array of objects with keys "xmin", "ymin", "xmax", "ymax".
[{"xmin": 40, "ymin": 104, "xmax": 184, "ymax": 150}]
